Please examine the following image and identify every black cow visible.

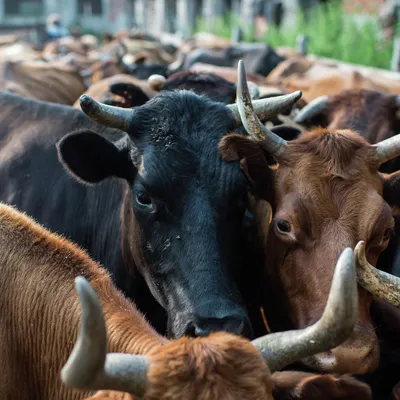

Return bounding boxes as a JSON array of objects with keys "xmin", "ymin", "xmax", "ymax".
[
  {"xmin": 172, "ymin": 43, "xmax": 284, "ymax": 77},
  {"xmin": 0, "ymin": 88, "xmax": 300, "ymax": 339}
]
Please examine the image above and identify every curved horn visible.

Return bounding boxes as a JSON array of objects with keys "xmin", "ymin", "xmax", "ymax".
[
  {"xmin": 293, "ymin": 95, "xmax": 329, "ymax": 124},
  {"xmin": 373, "ymin": 134, "xmax": 400, "ymax": 165},
  {"xmin": 228, "ymin": 62, "xmax": 301, "ymax": 128},
  {"xmin": 61, "ymin": 277, "xmax": 149, "ymax": 396},
  {"xmin": 80, "ymin": 94, "xmax": 133, "ymax": 131},
  {"xmin": 252, "ymin": 248, "xmax": 357, "ymax": 372},
  {"xmin": 228, "ymin": 60, "xmax": 300, "ymax": 156},
  {"xmin": 355, "ymin": 241, "xmax": 400, "ymax": 307}
]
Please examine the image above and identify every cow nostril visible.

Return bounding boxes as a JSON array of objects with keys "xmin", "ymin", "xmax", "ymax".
[
  {"xmin": 192, "ymin": 317, "xmax": 247, "ymax": 337},
  {"xmin": 183, "ymin": 324, "xmax": 197, "ymax": 338}
]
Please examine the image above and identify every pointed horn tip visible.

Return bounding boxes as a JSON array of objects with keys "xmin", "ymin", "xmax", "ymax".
[
  {"xmin": 79, "ymin": 94, "xmax": 96, "ymax": 110},
  {"xmin": 336, "ymin": 247, "xmax": 356, "ymax": 279},
  {"xmin": 354, "ymin": 241, "xmax": 366, "ymax": 256},
  {"xmin": 148, "ymin": 74, "xmax": 166, "ymax": 83},
  {"xmin": 237, "ymin": 59, "xmax": 246, "ymax": 82},
  {"xmin": 74, "ymin": 276, "xmax": 93, "ymax": 299},
  {"xmin": 354, "ymin": 241, "xmax": 367, "ymax": 264},
  {"xmin": 293, "ymin": 90, "xmax": 303, "ymax": 100}
]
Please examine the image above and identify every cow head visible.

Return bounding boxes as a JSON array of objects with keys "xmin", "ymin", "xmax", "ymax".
[
  {"xmin": 61, "ymin": 269, "xmax": 358, "ymax": 399},
  {"xmin": 57, "ymin": 77, "xmax": 301, "ymax": 339},
  {"xmin": 219, "ymin": 61, "xmax": 400, "ymax": 374}
]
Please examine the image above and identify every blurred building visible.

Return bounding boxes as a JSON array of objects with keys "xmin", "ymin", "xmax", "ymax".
[
  {"xmin": 0, "ymin": 0, "xmax": 135, "ymax": 32},
  {"xmin": 0, "ymin": 0, "xmax": 388, "ymax": 36}
]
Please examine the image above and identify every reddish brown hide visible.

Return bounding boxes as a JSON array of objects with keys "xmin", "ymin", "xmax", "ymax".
[{"xmin": 220, "ymin": 127, "xmax": 400, "ymax": 375}]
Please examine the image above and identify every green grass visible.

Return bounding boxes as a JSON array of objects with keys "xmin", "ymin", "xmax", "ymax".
[{"xmin": 194, "ymin": 2, "xmax": 396, "ymax": 70}]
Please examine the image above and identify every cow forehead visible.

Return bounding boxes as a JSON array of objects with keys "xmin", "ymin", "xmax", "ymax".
[
  {"xmin": 140, "ymin": 138, "xmax": 246, "ymax": 202},
  {"xmin": 276, "ymin": 172, "xmax": 388, "ymax": 243},
  {"xmin": 275, "ymin": 129, "xmax": 389, "ymax": 238}
]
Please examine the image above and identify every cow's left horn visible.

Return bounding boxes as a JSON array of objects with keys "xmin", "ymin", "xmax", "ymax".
[
  {"xmin": 355, "ymin": 241, "xmax": 400, "ymax": 307},
  {"xmin": 61, "ymin": 277, "xmax": 149, "ymax": 396},
  {"xmin": 293, "ymin": 95, "xmax": 329, "ymax": 124},
  {"xmin": 252, "ymin": 247, "xmax": 358, "ymax": 372},
  {"xmin": 228, "ymin": 60, "xmax": 299, "ymax": 156},
  {"xmin": 373, "ymin": 134, "xmax": 400, "ymax": 165},
  {"xmin": 80, "ymin": 95, "xmax": 133, "ymax": 131}
]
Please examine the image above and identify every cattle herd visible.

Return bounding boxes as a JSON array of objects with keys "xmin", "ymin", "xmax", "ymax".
[{"xmin": 0, "ymin": 28, "xmax": 399, "ymax": 399}]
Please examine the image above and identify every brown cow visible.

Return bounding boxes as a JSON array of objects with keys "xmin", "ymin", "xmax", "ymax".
[
  {"xmin": 73, "ymin": 74, "xmax": 157, "ymax": 109},
  {"xmin": 293, "ymin": 89, "xmax": 400, "ymax": 146},
  {"xmin": 282, "ymin": 70, "xmax": 388, "ymax": 102},
  {"xmin": 219, "ymin": 61, "xmax": 400, "ymax": 376},
  {"xmin": 0, "ymin": 202, "xmax": 365, "ymax": 399},
  {"xmin": 293, "ymin": 89, "xmax": 400, "ymax": 276},
  {"xmin": 0, "ymin": 59, "xmax": 85, "ymax": 105}
]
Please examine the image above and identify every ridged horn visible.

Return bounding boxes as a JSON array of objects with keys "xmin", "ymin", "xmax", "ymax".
[
  {"xmin": 355, "ymin": 241, "xmax": 400, "ymax": 307},
  {"xmin": 61, "ymin": 277, "xmax": 149, "ymax": 396},
  {"xmin": 252, "ymin": 248, "xmax": 358, "ymax": 372},
  {"xmin": 80, "ymin": 94, "xmax": 133, "ymax": 131},
  {"xmin": 228, "ymin": 60, "xmax": 300, "ymax": 156},
  {"xmin": 228, "ymin": 62, "xmax": 301, "ymax": 131}
]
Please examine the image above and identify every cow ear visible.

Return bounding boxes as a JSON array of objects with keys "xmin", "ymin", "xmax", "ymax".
[
  {"xmin": 57, "ymin": 130, "xmax": 136, "ymax": 184},
  {"xmin": 219, "ymin": 134, "xmax": 274, "ymax": 202},
  {"xmin": 109, "ymin": 82, "xmax": 150, "ymax": 107},
  {"xmin": 382, "ymin": 171, "xmax": 400, "ymax": 216}
]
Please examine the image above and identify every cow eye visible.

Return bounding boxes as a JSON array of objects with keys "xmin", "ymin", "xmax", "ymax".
[
  {"xmin": 383, "ymin": 228, "xmax": 393, "ymax": 242},
  {"xmin": 276, "ymin": 219, "xmax": 291, "ymax": 234},
  {"xmin": 136, "ymin": 190, "xmax": 152, "ymax": 208}
]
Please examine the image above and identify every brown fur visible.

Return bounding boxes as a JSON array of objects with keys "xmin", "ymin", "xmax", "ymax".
[
  {"xmin": 299, "ymin": 89, "xmax": 400, "ymax": 145},
  {"xmin": 0, "ymin": 60, "xmax": 85, "ymax": 105},
  {"xmin": 283, "ymin": 71, "xmax": 387, "ymax": 102},
  {"xmin": 0, "ymin": 202, "xmax": 279, "ymax": 399},
  {"xmin": 220, "ymin": 127, "xmax": 399, "ymax": 375}
]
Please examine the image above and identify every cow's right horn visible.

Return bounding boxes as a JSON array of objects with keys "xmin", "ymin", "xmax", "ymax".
[
  {"xmin": 252, "ymin": 247, "xmax": 358, "ymax": 372},
  {"xmin": 61, "ymin": 277, "xmax": 149, "ymax": 397},
  {"xmin": 80, "ymin": 95, "xmax": 133, "ymax": 131},
  {"xmin": 228, "ymin": 60, "xmax": 297, "ymax": 157},
  {"xmin": 355, "ymin": 241, "xmax": 400, "ymax": 307}
]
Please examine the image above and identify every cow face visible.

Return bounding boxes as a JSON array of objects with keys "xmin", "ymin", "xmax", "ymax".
[
  {"xmin": 220, "ymin": 127, "xmax": 400, "ymax": 375},
  {"xmin": 58, "ymin": 91, "xmax": 253, "ymax": 339}
]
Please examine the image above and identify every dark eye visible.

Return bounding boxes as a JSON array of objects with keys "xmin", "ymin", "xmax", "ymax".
[
  {"xmin": 136, "ymin": 190, "xmax": 152, "ymax": 208},
  {"xmin": 383, "ymin": 228, "xmax": 393, "ymax": 242},
  {"xmin": 276, "ymin": 219, "xmax": 291, "ymax": 234}
]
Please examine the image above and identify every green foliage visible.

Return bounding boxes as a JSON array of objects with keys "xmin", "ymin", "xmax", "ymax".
[{"xmin": 195, "ymin": 1, "xmax": 394, "ymax": 70}]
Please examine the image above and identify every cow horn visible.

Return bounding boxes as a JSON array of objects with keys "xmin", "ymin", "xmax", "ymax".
[
  {"xmin": 252, "ymin": 247, "xmax": 357, "ymax": 372},
  {"xmin": 61, "ymin": 277, "xmax": 149, "ymax": 396},
  {"xmin": 293, "ymin": 95, "xmax": 329, "ymax": 124},
  {"xmin": 148, "ymin": 74, "xmax": 166, "ymax": 91},
  {"xmin": 228, "ymin": 60, "xmax": 300, "ymax": 156},
  {"xmin": 80, "ymin": 95, "xmax": 133, "ymax": 131},
  {"xmin": 373, "ymin": 134, "xmax": 400, "ymax": 165},
  {"xmin": 247, "ymin": 81, "xmax": 260, "ymax": 100},
  {"xmin": 355, "ymin": 241, "xmax": 400, "ymax": 307}
]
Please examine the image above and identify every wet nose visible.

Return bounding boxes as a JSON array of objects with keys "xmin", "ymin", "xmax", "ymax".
[{"xmin": 185, "ymin": 316, "xmax": 251, "ymax": 338}]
